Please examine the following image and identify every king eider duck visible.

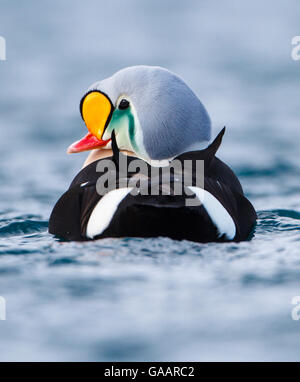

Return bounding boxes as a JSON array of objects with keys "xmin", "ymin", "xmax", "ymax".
[{"xmin": 49, "ymin": 66, "xmax": 256, "ymax": 242}]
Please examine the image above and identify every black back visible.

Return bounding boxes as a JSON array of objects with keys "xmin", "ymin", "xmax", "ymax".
[{"xmin": 49, "ymin": 128, "xmax": 257, "ymax": 242}]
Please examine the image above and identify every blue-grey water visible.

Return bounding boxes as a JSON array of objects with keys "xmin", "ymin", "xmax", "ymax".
[{"xmin": 0, "ymin": 0, "xmax": 300, "ymax": 361}]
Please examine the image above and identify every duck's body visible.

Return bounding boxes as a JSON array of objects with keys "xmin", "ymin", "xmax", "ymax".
[
  {"xmin": 49, "ymin": 65, "xmax": 256, "ymax": 242},
  {"xmin": 49, "ymin": 129, "xmax": 256, "ymax": 242}
]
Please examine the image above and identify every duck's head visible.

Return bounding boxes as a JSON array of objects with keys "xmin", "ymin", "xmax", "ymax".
[{"xmin": 68, "ymin": 65, "xmax": 211, "ymax": 162}]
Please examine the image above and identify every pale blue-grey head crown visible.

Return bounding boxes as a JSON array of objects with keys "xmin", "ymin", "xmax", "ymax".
[{"xmin": 88, "ymin": 65, "xmax": 211, "ymax": 160}]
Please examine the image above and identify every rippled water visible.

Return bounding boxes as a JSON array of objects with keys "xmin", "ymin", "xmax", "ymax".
[{"xmin": 0, "ymin": 0, "xmax": 300, "ymax": 361}]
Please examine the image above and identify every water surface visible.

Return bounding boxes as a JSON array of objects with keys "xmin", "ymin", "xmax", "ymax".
[{"xmin": 0, "ymin": 0, "xmax": 299, "ymax": 361}]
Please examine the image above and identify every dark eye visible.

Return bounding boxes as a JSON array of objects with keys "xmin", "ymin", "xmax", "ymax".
[{"xmin": 118, "ymin": 99, "xmax": 130, "ymax": 110}]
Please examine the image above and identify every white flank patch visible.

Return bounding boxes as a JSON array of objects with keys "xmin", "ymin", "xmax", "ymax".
[
  {"xmin": 86, "ymin": 187, "xmax": 133, "ymax": 239},
  {"xmin": 188, "ymin": 186, "xmax": 236, "ymax": 240}
]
